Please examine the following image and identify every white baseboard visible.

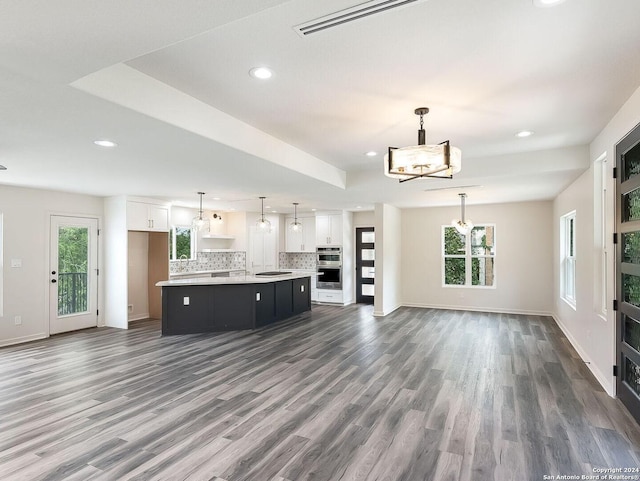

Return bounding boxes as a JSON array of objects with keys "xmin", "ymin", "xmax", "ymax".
[
  {"xmin": 128, "ymin": 313, "xmax": 150, "ymax": 322},
  {"xmin": 0, "ymin": 332, "xmax": 48, "ymax": 348},
  {"xmin": 401, "ymin": 302, "xmax": 553, "ymax": 317},
  {"xmin": 551, "ymin": 313, "xmax": 614, "ymax": 396},
  {"xmin": 373, "ymin": 304, "xmax": 402, "ymax": 317}
]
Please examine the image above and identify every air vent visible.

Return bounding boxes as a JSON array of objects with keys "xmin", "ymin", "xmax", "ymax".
[
  {"xmin": 423, "ymin": 185, "xmax": 483, "ymax": 193},
  {"xmin": 293, "ymin": 0, "xmax": 428, "ymax": 37}
]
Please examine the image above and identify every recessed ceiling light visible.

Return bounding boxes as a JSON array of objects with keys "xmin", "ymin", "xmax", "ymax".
[
  {"xmin": 533, "ymin": 0, "xmax": 566, "ymax": 7},
  {"xmin": 516, "ymin": 130, "xmax": 534, "ymax": 138},
  {"xmin": 265, "ymin": 205, "xmax": 271, "ymax": 209},
  {"xmin": 94, "ymin": 139, "xmax": 117, "ymax": 147},
  {"xmin": 271, "ymin": 210, "xmax": 278, "ymax": 213},
  {"xmin": 249, "ymin": 67, "xmax": 273, "ymax": 80},
  {"xmin": 356, "ymin": 206, "xmax": 362, "ymax": 209},
  {"xmin": 213, "ymin": 197, "xmax": 221, "ymax": 200},
  {"xmin": 311, "ymin": 208, "xmax": 317, "ymax": 212},
  {"xmin": 365, "ymin": 151, "xmax": 377, "ymax": 157}
]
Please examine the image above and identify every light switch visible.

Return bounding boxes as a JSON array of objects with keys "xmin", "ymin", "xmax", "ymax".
[
  {"xmin": 301, "ymin": 285, "xmax": 305, "ymax": 292},
  {"xmin": 11, "ymin": 259, "xmax": 22, "ymax": 268},
  {"xmin": 183, "ymin": 296, "xmax": 190, "ymax": 306}
]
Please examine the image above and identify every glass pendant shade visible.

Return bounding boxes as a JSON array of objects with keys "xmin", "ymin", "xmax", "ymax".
[
  {"xmin": 385, "ymin": 143, "xmax": 462, "ymax": 179},
  {"xmin": 384, "ymin": 107, "xmax": 461, "ymax": 182},
  {"xmin": 289, "ymin": 202, "xmax": 303, "ymax": 233},
  {"xmin": 192, "ymin": 191, "xmax": 207, "ymax": 231},
  {"xmin": 452, "ymin": 193, "xmax": 473, "ymax": 235},
  {"xmin": 256, "ymin": 197, "xmax": 271, "ymax": 232}
]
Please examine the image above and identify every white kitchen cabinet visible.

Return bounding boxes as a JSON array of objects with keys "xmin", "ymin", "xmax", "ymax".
[
  {"xmin": 315, "ymin": 214, "xmax": 342, "ymax": 246},
  {"xmin": 317, "ymin": 289, "xmax": 343, "ymax": 304},
  {"xmin": 285, "ymin": 216, "xmax": 315, "ymax": 252},
  {"xmin": 127, "ymin": 201, "xmax": 169, "ymax": 232},
  {"xmin": 248, "ymin": 226, "xmax": 277, "ymax": 273}
]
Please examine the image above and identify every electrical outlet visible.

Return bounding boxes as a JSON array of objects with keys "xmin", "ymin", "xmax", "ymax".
[
  {"xmin": 183, "ymin": 296, "xmax": 190, "ymax": 306},
  {"xmin": 128, "ymin": 304, "xmax": 133, "ymax": 313},
  {"xmin": 14, "ymin": 316, "xmax": 22, "ymax": 325}
]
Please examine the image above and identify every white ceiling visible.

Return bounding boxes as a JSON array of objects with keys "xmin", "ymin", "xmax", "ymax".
[{"xmin": 1, "ymin": 0, "xmax": 639, "ymax": 214}]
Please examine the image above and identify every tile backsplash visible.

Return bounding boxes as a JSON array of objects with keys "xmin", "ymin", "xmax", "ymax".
[
  {"xmin": 170, "ymin": 251, "xmax": 246, "ymax": 274},
  {"xmin": 279, "ymin": 252, "xmax": 316, "ymax": 270}
]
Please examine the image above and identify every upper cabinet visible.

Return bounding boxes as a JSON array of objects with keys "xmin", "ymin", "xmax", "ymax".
[
  {"xmin": 316, "ymin": 214, "xmax": 343, "ymax": 246},
  {"xmin": 127, "ymin": 200, "xmax": 170, "ymax": 232},
  {"xmin": 285, "ymin": 216, "xmax": 316, "ymax": 253}
]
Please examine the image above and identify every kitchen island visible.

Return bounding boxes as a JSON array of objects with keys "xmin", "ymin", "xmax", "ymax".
[{"xmin": 156, "ymin": 273, "xmax": 311, "ymax": 335}]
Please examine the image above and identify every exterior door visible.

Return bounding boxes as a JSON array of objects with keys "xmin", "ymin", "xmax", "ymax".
[
  {"xmin": 616, "ymin": 123, "xmax": 640, "ymax": 423},
  {"xmin": 50, "ymin": 216, "xmax": 99, "ymax": 334},
  {"xmin": 355, "ymin": 227, "xmax": 375, "ymax": 304}
]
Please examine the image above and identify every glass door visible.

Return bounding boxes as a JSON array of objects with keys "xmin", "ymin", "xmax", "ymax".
[
  {"xmin": 616, "ymin": 123, "xmax": 640, "ymax": 423},
  {"xmin": 356, "ymin": 227, "xmax": 375, "ymax": 304},
  {"xmin": 50, "ymin": 216, "xmax": 98, "ymax": 334}
]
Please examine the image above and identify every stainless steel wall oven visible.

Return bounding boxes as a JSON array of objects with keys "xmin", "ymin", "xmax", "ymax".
[{"xmin": 316, "ymin": 247, "xmax": 342, "ymax": 289}]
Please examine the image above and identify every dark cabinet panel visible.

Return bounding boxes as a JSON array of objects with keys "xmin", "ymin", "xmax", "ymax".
[
  {"xmin": 255, "ymin": 283, "xmax": 276, "ymax": 327},
  {"xmin": 212, "ymin": 285, "xmax": 254, "ymax": 331},
  {"xmin": 275, "ymin": 280, "xmax": 294, "ymax": 321},
  {"xmin": 293, "ymin": 277, "xmax": 311, "ymax": 314},
  {"xmin": 162, "ymin": 286, "xmax": 214, "ymax": 335}
]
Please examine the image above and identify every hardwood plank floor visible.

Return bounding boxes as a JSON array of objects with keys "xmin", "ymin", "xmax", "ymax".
[{"xmin": 1, "ymin": 305, "xmax": 639, "ymax": 481}]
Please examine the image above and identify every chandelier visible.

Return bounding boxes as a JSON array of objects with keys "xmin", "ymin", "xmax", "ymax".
[
  {"xmin": 452, "ymin": 193, "xmax": 474, "ymax": 235},
  {"xmin": 385, "ymin": 107, "xmax": 461, "ymax": 182},
  {"xmin": 192, "ymin": 192, "xmax": 207, "ymax": 231}
]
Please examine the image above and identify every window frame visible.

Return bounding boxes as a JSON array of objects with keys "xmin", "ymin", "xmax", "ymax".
[
  {"xmin": 561, "ymin": 210, "xmax": 577, "ymax": 309},
  {"xmin": 169, "ymin": 225, "xmax": 197, "ymax": 261},
  {"xmin": 442, "ymin": 223, "xmax": 496, "ymax": 288}
]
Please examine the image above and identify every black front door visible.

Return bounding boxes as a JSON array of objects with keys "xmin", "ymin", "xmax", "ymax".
[
  {"xmin": 355, "ymin": 227, "xmax": 375, "ymax": 304},
  {"xmin": 616, "ymin": 121, "xmax": 640, "ymax": 424}
]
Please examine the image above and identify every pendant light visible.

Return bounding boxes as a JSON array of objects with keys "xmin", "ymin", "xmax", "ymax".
[
  {"xmin": 192, "ymin": 191, "xmax": 207, "ymax": 231},
  {"xmin": 256, "ymin": 196, "xmax": 271, "ymax": 232},
  {"xmin": 385, "ymin": 107, "xmax": 461, "ymax": 183},
  {"xmin": 290, "ymin": 203, "xmax": 303, "ymax": 233},
  {"xmin": 452, "ymin": 193, "xmax": 474, "ymax": 235}
]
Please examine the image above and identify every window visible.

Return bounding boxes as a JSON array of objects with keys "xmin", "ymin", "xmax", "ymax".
[
  {"xmin": 561, "ymin": 211, "xmax": 576, "ymax": 307},
  {"xmin": 169, "ymin": 226, "xmax": 196, "ymax": 260},
  {"xmin": 443, "ymin": 224, "xmax": 495, "ymax": 287}
]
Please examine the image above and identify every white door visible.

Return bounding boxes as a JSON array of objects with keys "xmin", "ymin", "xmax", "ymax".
[{"xmin": 50, "ymin": 216, "xmax": 99, "ymax": 334}]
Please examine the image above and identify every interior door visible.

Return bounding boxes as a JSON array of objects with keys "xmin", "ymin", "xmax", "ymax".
[
  {"xmin": 355, "ymin": 227, "xmax": 375, "ymax": 304},
  {"xmin": 50, "ymin": 216, "xmax": 99, "ymax": 334},
  {"xmin": 616, "ymin": 122, "xmax": 640, "ymax": 423}
]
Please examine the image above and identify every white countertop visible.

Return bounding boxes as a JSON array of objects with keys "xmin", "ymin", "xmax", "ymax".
[{"xmin": 157, "ymin": 272, "xmax": 313, "ymax": 287}]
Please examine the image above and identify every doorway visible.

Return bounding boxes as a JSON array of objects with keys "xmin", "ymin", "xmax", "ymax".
[
  {"xmin": 615, "ymin": 122, "xmax": 640, "ymax": 423},
  {"xmin": 355, "ymin": 227, "xmax": 375, "ymax": 304},
  {"xmin": 50, "ymin": 216, "xmax": 98, "ymax": 334}
]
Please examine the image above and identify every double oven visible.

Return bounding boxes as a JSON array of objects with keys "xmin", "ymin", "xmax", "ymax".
[{"xmin": 316, "ymin": 247, "xmax": 342, "ymax": 289}]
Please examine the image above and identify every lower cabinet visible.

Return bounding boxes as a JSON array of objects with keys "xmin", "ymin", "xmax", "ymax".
[
  {"xmin": 162, "ymin": 277, "xmax": 312, "ymax": 334},
  {"xmin": 317, "ymin": 289, "xmax": 343, "ymax": 304}
]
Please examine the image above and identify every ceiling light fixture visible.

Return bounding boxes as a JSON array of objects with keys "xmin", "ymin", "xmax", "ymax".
[
  {"xmin": 452, "ymin": 193, "xmax": 474, "ymax": 235},
  {"xmin": 290, "ymin": 203, "xmax": 303, "ymax": 233},
  {"xmin": 365, "ymin": 151, "xmax": 377, "ymax": 157},
  {"xmin": 93, "ymin": 139, "xmax": 117, "ymax": 147},
  {"xmin": 533, "ymin": 0, "xmax": 566, "ymax": 7},
  {"xmin": 385, "ymin": 107, "xmax": 461, "ymax": 183},
  {"xmin": 192, "ymin": 192, "xmax": 207, "ymax": 231},
  {"xmin": 516, "ymin": 130, "xmax": 534, "ymax": 138},
  {"xmin": 256, "ymin": 197, "xmax": 271, "ymax": 232},
  {"xmin": 249, "ymin": 67, "xmax": 273, "ymax": 80}
]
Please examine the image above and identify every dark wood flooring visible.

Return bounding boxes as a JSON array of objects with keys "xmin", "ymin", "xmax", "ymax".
[{"xmin": 1, "ymin": 305, "xmax": 639, "ymax": 480}]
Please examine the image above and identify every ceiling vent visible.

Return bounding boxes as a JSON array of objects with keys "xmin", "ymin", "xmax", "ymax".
[{"xmin": 293, "ymin": 0, "xmax": 428, "ymax": 37}]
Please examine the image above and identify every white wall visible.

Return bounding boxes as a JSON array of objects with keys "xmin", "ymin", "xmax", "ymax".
[
  {"xmin": 374, "ymin": 204, "xmax": 402, "ymax": 316},
  {"xmin": 0, "ymin": 185, "xmax": 104, "ymax": 346},
  {"xmin": 127, "ymin": 231, "xmax": 149, "ymax": 321},
  {"xmin": 401, "ymin": 201, "xmax": 553, "ymax": 315},
  {"xmin": 553, "ymin": 84, "xmax": 640, "ymax": 396},
  {"xmin": 104, "ymin": 196, "xmax": 128, "ymax": 329}
]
